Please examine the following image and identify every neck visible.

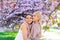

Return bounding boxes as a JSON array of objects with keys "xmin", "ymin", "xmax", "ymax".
[
  {"xmin": 34, "ymin": 21, "xmax": 39, "ymax": 24},
  {"xmin": 25, "ymin": 22, "xmax": 29, "ymax": 25}
]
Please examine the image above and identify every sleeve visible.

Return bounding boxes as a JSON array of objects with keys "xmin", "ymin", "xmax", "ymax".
[
  {"xmin": 39, "ymin": 25, "xmax": 41, "ymax": 38},
  {"xmin": 29, "ymin": 26, "xmax": 34, "ymax": 39}
]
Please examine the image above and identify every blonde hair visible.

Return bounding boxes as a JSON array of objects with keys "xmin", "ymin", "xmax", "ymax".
[
  {"xmin": 33, "ymin": 11, "xmax": 42, "ymax": 37},
  {"xmin": 33, "ymin": 11, "xmax": 42, "ymax": 23}
]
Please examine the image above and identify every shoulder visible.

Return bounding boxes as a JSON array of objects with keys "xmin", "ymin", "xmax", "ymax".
[{"xmin": 20, "ymin": 23, "xmax": 27, "ymax": 30}]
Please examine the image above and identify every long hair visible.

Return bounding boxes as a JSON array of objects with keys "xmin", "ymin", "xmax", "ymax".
[
  {"xmin": 33, "ymin": 11, "xmax": 42, "ymax": 24},
  {"xmin": 33, "ymin": 11, "xmax": 42, "ymax": 37}
]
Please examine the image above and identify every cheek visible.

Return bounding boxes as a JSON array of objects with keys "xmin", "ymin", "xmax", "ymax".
[
  {"xmin": 29, "ymin": 19, "xmax": 32, "ymax": 22},
  {"xmin": 33, "ymin": 17, "xmax": 37, "ymax": 20},
  {"xmin": 33, "ymin": 16, "xmax": 39, "ymax": 21},
  {"xmin": 33, "ymin": 17, "xmax": 35, "ymax": 19},
  {"xmin": 26, "ymin": 19, "xmax": 32, "ymax": 23},
  {"xmin": 30, "ymin": 19, "xmax": 32, "ymax": 22}
]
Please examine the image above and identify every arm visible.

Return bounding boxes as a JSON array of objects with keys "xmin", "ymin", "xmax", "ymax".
[
  {"xmin": 21, "ymin": 24, "xmax": 31, "ymax": 40},
  {"xmin": 39, "ymin": 27, "xmax": 41, "ymax": 38},
  {"xmin": 29, "ymin": 26, "xmax": 34, "ymax": 39},
  {"xmin": 38, "ymin": 25, "xmax": 41, "ymax": 38}
]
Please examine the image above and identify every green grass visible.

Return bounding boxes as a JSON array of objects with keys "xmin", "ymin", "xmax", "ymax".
[{"xmin": 0, "ymin": 32, "xmax": 17, "ymax": 40}]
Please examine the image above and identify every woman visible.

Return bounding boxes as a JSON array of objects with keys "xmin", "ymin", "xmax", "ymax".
[
  {"xmin": 29, "ymin": 11, "xmax": 41, "ymax": 40},
  {"xmin": 15, "ymin": 14, "xmax": 32, "ymax": 40}
]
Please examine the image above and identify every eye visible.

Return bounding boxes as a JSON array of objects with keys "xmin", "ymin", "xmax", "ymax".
[
  {"xmin": 26, "ymin": 17, "xmax": 29, "ymax": 19},
  {"xmin": 30, "ymin": 17, "xmax": 32, "ymax": 19}
]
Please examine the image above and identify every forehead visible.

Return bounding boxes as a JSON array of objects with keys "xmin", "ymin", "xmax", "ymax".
[{"xmin": 26, "ymin": 15, "xmax": 32, "ymax": 17}]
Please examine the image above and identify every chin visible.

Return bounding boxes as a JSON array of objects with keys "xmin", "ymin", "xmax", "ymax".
[
  {"xmin": 28, "ymin": 22, "xmax": 31, "ymax": 24},
  {"xmin": 33, "ymin": 20, "xmax": 36, "ymax": 22}
]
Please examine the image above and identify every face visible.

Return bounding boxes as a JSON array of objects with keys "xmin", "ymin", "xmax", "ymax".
[
  {"xmin": 25, "ymin": 15, "xmax": 32, "ymax": 24},
  {"xmin": 33, "ymin": 13, "xmax": 39, "ymax": 22}
]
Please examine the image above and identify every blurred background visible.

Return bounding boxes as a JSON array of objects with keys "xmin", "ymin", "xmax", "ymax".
[{"xmin": 0, "ymin": 0, "xmax": 60, "ymax": 40}]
